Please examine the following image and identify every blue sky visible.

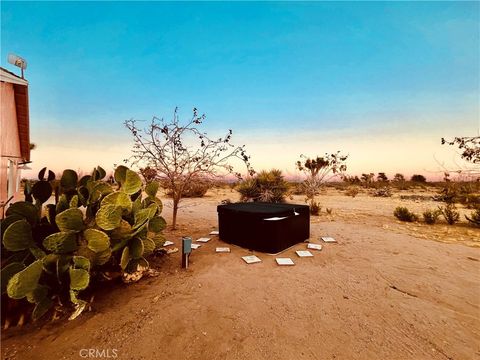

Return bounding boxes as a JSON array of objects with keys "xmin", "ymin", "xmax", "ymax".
[{"xmin": 1, "ymin": 1, "xmax": 479, "ymax": 178}]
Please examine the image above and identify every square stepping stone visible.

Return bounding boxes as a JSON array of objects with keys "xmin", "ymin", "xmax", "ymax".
[
  {"xmin": 216, "ymin": 247, "xmax": 230, "ymax": 253},
  {"xmin": 197, "ymin": 237, "xmax": 211, "ymax": 243},
  {"xmin": 242, "ymin": 255, "xmax": 261, "ymax": 264},
  {"xmin": 307, "ymin": 243, "xmax": 322, "ymax": 251},
  {"xmin": 296, "ymin": 250, "xmax": 313, "ymax": 257},
  {"xmin": 275, "ymin": 258, "xmax": 295, "ymax": 266}
]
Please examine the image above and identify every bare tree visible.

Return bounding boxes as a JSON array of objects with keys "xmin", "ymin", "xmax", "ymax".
[
  {"xmin": 124, "ymin": 108, "xmax": 253, "ymax": 228},
  {"xmin": 439, "ymin": 136, "xmax": 480, "ymax": 179}
]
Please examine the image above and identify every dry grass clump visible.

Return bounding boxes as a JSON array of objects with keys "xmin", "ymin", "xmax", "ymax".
[{"xmin": 394, "ymin": 207, "xmax": 418, "ymax": 222}]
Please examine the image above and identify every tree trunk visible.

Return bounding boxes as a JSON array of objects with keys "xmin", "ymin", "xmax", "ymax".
[{"xmin": 172, "ymin": 198, "xmax": 179, "ymax": 229}]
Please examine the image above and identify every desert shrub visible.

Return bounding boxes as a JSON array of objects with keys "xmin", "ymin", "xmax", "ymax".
[
  {"xmin": 237, "ymin": 169, "xmax": 289, "ymax": 203},
  {"xmin": 372, "ymin": 187, "xmax": 392, "ymax": 197},
  {"xmin": 377, "ymin": 172, "xmax": 388, "ymax": 182},
  {"xmin": 423, "ymin": 209, "xmax": 441, "ymax": 225},
  {"xmin": 394, "ymin": 207, "xmax": 418, "ymax": 222},
  {"xmin": 309, "ymin": 200, "xmax": 321, "ymax": 215},
  {"xmin": 342, "ymin": 175, "xmax": 361, "ymax": 184},
  {"xmin": 288, "ymin": 182, "xmax": 305, "ymax": 195},
  {"xmin": 438, "ymin": 203, "xmax": 460, "ymax": 225},
  {"xmin": 1, "ymin": 166, "xmax": 166, "ymax": 322},
  {"xmin": 465, "ymin": 208, "xmax": 480, "ymax": 227},
  {"xmin": 361, "ymin": 173, "xmax": 375, "ymax": 188},
  {"xmin": 411, "ymin": 174, "xmax": 427, "ymax": 183},
  {"xmin": 345, "ymin": 187, "xmax": 359, "ymax": 198},
  {"xmin": 463, "ymin": 194, "xmax": 480, "ymax": 209}
]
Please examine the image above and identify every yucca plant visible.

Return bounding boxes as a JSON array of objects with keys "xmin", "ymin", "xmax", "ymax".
[{"xmin": 237, "ymin": 169, "xmax": 289, "ymax": 203}]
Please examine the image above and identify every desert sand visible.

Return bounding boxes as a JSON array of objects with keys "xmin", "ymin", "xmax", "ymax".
[{"xmin": 1, "ymin": 188, "xmax": 479, "ymax": 360}]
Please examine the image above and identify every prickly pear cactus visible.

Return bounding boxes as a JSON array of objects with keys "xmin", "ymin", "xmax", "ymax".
[{"xmin": 1, "ymin": 165, "xmax": 167, "ymax": 322}]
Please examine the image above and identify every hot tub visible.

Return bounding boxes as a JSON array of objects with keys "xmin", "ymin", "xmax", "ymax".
[{"xmin": 217, "ymin": 202, "xmax": 310, "ymax": 253}]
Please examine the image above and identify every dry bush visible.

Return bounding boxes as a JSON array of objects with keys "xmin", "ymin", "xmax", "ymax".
[
  {"xmin": 372, "ymin": 187, "xmax": 392, "ymax": 197},
  {"xmin": 466, "ymin": 208, "xmax": 480, "ymax": 227},
  {"xmin": 310, "ymin": 200, "xmax": 321, "ymax": 215},
  {"xmin": 438, "ymin": 203, "xmax": 460, "ymax": 225},
  {"xmin": 394, "ymin": 207, "xmax": 418, "ymax": 222},
  {"xmin": 345, "ymin": 187, "xmax": 360, "ymax": 198},
  {"xmin": 423, "ymin": 209, "xmax": 441, "ymax": 225}
]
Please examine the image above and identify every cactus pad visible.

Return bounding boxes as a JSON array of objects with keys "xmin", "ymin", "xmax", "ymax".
[
  {"xmin": 120, "ymin": 247, "xmax": 130, "ymax": 270},
  {"xmin": 84, "ymin": 229, "xmax": 110, "ymax": 253},
  {"xmin": 148, "ymin": 216, "xmax": 167, "ymax": 233},
  {"xmin": 55, "ymin": 208, "xmax": 84, "ymax": 232},
  {"xmin": 129, "ymin": 238, "xmax": 144, "ymax": 259},
  {"xmin": 101, "ymin": 192, "xmax": 132, "ymax": 212},
  {"xmin": 32, "ymin": 180, "xmax": 53, "ymax": 203},
  {"xmin": 5, "ymin": 201, "xmax": 39, "ymax": 225},
  {"xmin": 7, "ymin": 260, "xmax": 43, "ymax": 299},
  {"xmin": 95, "ymin": 204, "xmax": 122, "ymax": 230},
  {"xmin": 145, "ymin": 181, "xmax": 159, "ymax": 197},
  {"xmin": 2, "ymin": 219, "xmax": 34, "ymax": 251},
  {"xmin": 1, "ymin": 262, "xmax": 25, "ymax": 294},
  {"xmin": 69, "ymin": 268, "xmax": 90, "ymax": 291},
  {"xmin": 114, "ymin": 165, "xmax": 128, "ymax": 184},
  {"xmin": 43, "ymin": 231, "xmax": 78, "ymax": 254},
  {"xmin": 121, "ymin": 169, "xmax": 142, "ymax": 195},
  {"xmin": 60, "ymin": 169, "xmax": 78, "ymax": 190}
]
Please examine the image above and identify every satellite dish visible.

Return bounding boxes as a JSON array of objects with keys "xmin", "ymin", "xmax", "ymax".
[{"xmin": 8, "ymin": 54, "xmax": 27, "ymax": 70}]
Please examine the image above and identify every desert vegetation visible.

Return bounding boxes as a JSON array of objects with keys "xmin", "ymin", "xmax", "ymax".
[
  {"xmin": 124, "ymin": 108, "xmax": 253, "ymax": 228},
  {"xmin": 236, "ymin": 169, "xmax": 289, "ymax": 202},
  {"xmin": 295, "ymin": 152, "xmax": 348, "ymax": 215},
  {"xmin": 1, "ymin": 166, "xmax": 166, "ymax": 326}
]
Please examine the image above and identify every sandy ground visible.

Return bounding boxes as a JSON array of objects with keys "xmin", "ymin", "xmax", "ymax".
[{"xmin": 1, "ymin": 188, "xmax": 479, "ymax": 360}]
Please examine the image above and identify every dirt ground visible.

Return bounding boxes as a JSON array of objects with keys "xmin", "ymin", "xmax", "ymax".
[{"xmin": 1, "ymin": 188, "xmax": 479, "ymax": 360}]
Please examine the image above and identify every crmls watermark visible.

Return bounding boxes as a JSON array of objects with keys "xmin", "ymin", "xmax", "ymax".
[{"xmin": 79, "ymin": 349, "xmax": 119, "ymax": 358}]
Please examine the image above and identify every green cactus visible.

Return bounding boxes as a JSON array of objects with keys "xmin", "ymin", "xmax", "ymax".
[
  {"xmin": 55, "ymin": 208, "xmax": 84, "ymax": 232},
  {"xmin": 73, "ymin": 256, "xmax": 90, "ymax": 271},
  {"xmin": 95, "ymin": 204, "xmax": 122, "ymax": 230},
  {"xmin": 92, "ymin": 166, "xmax": 106, "ymax": 181},
  {"xmin": 1, "ymin": 262, "xmax": 25, "ymax": 294},
  {"xmin": 121, "ymin": 169, "xmax": 142, "ymax": 195},
  {"xmin": 148, "ymin": 216, "xmax": 167, "ymax": 233},
  {"xmin": 84, "ymin": 229, "xmax": 110, "ymax": 253},
  {"xmin": 60, "ymin": 169, "xmax": 78, "ymax": 190},
  {"xmin": 32, "ymin": 180, "xmax": 53, "ymax": 203},
  {"xmin": 69, "ymin": 267, "xmax": 90, "ymax": 291},
  {"xmin": 38, "ymin": 167, "xmax": 55, "ymax": 182},
  {"xmin": 145, "ymin": 181, "xmax": 159, "ymax": 197},
  {"xmin": 6, "ymin": 260, "xmax": 43, "ymax": 299},
  {"xmin": 2, "ymin": 219, "xmax": 34, "ymax": 251},
  {"xmin": 129, "ymin": 238, "xmax": 144, "ymax": 259},
  {"xmin": 69, "ymin": 195, "xmax": 79, "ymax": 208},
  {"xmin": 1, "ymin": 165, "xmax": 167, "ymax": 322},
  {"xmin": 101, "ymin": 192, "xmax": 132, "ymax": 213},
  {"xmin": 43, "ymin": 231, "xmax": 78, "ymax": 254},
  {"xmin": 56, "ymin": 194, "xmax": 70, "ymax": 214},
  {"xmin": 142, "ymin": 238, "xmax": 156, "ymax": 257},
  {"xmin": 114, "ymin": 165, "xmax": 128, "ymax": 184},
  {"xmin": 120, "ymin": 247, "xmax": 130, "ymax": 270},
  {"xmin": 5, "ymin": 201, "xmax": 39, "ymax": 225}
]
